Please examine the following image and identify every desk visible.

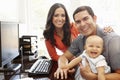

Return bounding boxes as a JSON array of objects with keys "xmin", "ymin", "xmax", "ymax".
[
  {"xmin": 0, "ymin": 64, "xmax": 21, "ymax": 80},
  {"xmin": 28, "ymin": 61, "xmax": 75, "ymax": 80}
]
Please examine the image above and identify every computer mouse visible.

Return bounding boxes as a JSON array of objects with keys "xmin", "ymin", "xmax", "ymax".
[{"xmin": 39, "ymin": 56, "xmax": 48, "ymax": 59}]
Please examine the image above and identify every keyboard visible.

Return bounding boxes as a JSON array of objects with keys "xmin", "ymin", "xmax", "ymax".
[
  {"xmin": 33, "ymin": 77, "xmax": 50, "ymax": 80},
  {"xmin": 29, "ymin": 59, "xmax": 52, "ymax": 75}
]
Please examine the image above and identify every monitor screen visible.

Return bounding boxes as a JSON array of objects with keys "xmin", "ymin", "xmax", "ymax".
[{"xmin": 0, "ymin": 21, "xmax": 19, "ymax": 67}]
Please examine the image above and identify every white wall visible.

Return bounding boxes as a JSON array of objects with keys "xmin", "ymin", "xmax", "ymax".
[{"xmin": 0, "ymin": 0, "xmax": 19, "ymax": 22}]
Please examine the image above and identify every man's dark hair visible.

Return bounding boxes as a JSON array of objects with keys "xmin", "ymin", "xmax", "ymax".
[{"xmin": 73, "ymin": 6, "xmax": 95, "ymax": 20}]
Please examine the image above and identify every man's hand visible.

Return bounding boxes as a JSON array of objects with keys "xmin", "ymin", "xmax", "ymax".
[
  {"xmin": 79, "ymin": 62, "xmax": 91, "ymax": 78},
  {"xmin": 79, "ymin": 61, "xmax": 97, "ymax": 80},
  {"xmin": 103, "ymin": 26, "xmax": 114, "ymax": 33}
]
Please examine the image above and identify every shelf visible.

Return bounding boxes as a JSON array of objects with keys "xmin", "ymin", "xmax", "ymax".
[{"xmin": 19, "ymin": 35, "xmax": 38, "ymax": 71}]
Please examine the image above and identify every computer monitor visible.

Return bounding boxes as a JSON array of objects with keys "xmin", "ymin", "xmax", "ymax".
[{"xmin": 0, "ymin": 21, "xmax": 19, "ymax": 68}]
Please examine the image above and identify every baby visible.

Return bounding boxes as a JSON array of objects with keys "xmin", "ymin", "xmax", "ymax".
[{"xmin": 63, "ymin": 35, "xmax": 111, "ymax": 80}]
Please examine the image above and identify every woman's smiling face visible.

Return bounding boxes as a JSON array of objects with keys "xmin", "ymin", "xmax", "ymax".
[{"xmin": 52, "ymin": 7, "xmax": 66, "ymax": 29}]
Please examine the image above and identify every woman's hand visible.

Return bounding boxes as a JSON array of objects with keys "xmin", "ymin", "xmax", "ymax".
[
  {"xmin": 54, "ymin": 67, "xmax": 68, "ymax": 79},
  {"xmin": 54, "ymin": 67, "xmax": 75, "ymax": 79},
  {"xmin": 104, "ymin": 26, "xmax": 114, "ymax": 33}
]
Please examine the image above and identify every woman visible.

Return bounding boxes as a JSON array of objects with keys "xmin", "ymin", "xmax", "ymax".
[
  {"xmin": 43, "ymin": 3, "xmax": 79, "ymax": 61},
  {"xmin": 43, "ymin": 3, "xmax": 113, "ymax": 62}
]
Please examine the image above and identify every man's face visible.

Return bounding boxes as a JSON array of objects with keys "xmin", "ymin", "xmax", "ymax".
[{"xmin": 74, "ymin": 10, "xmax": 97, "ymax": 36}]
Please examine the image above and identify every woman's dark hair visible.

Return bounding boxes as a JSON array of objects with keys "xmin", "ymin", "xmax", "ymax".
[
  {"xmin": 73, "ymin": 6, "xmax": 95, "ymax": 20},
  {"xmin": 43, "ymin": 3, "xmax": 71, "ymax": 46}
]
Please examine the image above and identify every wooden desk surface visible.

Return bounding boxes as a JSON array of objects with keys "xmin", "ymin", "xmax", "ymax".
[{"xmin": 28, "ymin": 60, "xmax": 75, "ymax": 80}]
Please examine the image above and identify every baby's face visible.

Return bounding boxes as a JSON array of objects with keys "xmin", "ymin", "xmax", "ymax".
[{"xmin": 85, "ymin": 36, "xmax": 103, "ymax": 58}]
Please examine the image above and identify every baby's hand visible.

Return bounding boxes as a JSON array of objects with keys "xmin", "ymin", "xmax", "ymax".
[
  {"xmin": 61, "ymin": 65, "xmax": 69, "ymax": 70},
  {"xmin": 61, "ymin": 66, "xmax": 75, "ymax": 74}
]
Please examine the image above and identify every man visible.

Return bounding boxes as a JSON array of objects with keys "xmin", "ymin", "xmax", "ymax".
[{"xmin": 54, "ymin": 6, "xmax": 120, "ymax": 80}]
